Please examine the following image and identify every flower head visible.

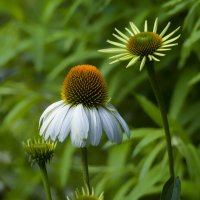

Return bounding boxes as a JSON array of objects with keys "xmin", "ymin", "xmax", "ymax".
[
  {"xmin": 67, "ymin": 187, "xmax": 104, "ymax": 200},
  {"xmin": 99, "ymin": 18, "xmax": 180, "ymax": 70},
  {"xmin": 23, "ymin": 138, "xmax": 56, "ymax": 165},
  {"xmin": 39, "ymin": 64, "xmax": 130, "ymax": 147}
]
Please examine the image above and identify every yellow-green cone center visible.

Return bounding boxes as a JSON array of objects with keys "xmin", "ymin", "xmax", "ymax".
[
  {"xmin": 62, "ymin": 65, "xmax": 108, "ymax": 107},
  {"xmin": 127, "ymin": 32, "xmax": 162, "ymax": 56}
]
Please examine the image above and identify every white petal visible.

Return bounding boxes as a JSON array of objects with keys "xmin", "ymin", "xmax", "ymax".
[
  {"xmin": 51, "ymin": 105, "xmax": 70, "ymax": 140},
  {"xmin": 71, "ymin": 105, "xmax": 89, "ymax": 147},
  {"xmin": 148, "ymin": 55, "xmax": 153, "ymax": 61},
  {"xmin": 107, "ymin": 40, "xmax": 126, "ymax": 48},
  {"xmin": 86, "ymin": 108, "xmax": 102, "ymax": 146},
  {"xmin": 162, "ymin": 35, "xmax": 180, "ymax": 45},
  {"xmin": 139, "ymin": 56, "xmax": 146, "ymax": 71},
  {"xmin": 112, "ymin": 33, "xmax": 127, "ymax": 43},
  {"xmin": 114, "ymin": 28, "xmax": 129, "ymax": 40},
  {"xmin": 118, "ymin": 55, "xmax": 134, "ymax": 61},
  {"xmin": 162, "ymin": 27, "xmax": 180, "ymax": 42},
  {"xmin": 39, "ymin": 103, "xmax": 64, "ymax": 136},
  {"xmin": 98, "ymin": 48, "xmax": 127, "ymax": 53},
  {"xmin": 58, "ymin": 106, "xmax": 74, "ymax": 142},
  {"xmin": 153, "ymin": 52, "xmax": 165, "ymax": 56},
  {"xmin": 160, "ymin": 22, "xmax": 171, "ymax": 37},
  {"xmin": 44, "ymin": 115, "xmax": 58, "ymax": 140},
  {"xmin": 151, "ymin": 55, "xmax": 160, "ymax": 61},
  {"xmin": 126, "ymin": 56, "xmax": 140, "ymax": 68},
  {"xmin": 125, "ymin": 27, "xmax": 134, "ymax": 36},
  {"xmin": 42, "ymin": 104, "xmax": 66, "ymax": 140},
  {"xmin": 162, "ymin": 43, "xmax": 178, "ymax": 48},
  {"xmin": 109, "ymin": 53, "xmax": 129, "ymax": 59},
  {"xmin": 157, "ymin": 48, "xmax": 171, "ymax": 51},
  {"xmin": 130, "ymin": 22, "xmax": 140, "ymax": 34},
  {"xmin": 39, "ymin": 100, "xmax": 63, "ymax": 126},
  {"xmin": 153, "ymin": 18, "xmax": 158, "ymax": 33},
  {"xmin": 106, "ymin": 104, "xmax": 130, "ymax": 138},
  {"xmin": 98, "ymin": 107, "xmax": 122, "ymax": 144},
  {"xmin": 144, "ymin": 20, "xmax": 148, "ymax": 32}
]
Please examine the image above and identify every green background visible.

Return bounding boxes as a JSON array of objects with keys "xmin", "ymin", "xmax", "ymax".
[{"xmin": 0, "ymin": 0, "xmax": 200, "ymax": 199}]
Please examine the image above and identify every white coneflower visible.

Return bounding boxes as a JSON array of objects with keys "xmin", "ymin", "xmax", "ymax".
[
  {"xmin": 39, "ymin": 64, "xmax": 130, "ymax": 147},
  {"xmin": 99, "ymin": 18, "xmax": 180, "ymax": 71}
]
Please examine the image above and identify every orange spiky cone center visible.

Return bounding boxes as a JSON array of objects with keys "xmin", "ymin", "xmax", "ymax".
[{"xmin": 62, "ymin": 65, "xmax": 108, "ymax": 107}]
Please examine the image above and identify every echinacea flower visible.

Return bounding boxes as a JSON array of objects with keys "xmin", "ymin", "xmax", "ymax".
[
  {"xmin": 39, "ymin": 64, "xmax": 130, "ymax": 147},
  {"xmin": 99, "ymin": 18, "xmax": 180, "ymax": 70},
  {"xmin": 67, "ymin": 187, "xmax": 104, "ymax": 200},
  {"xmin": 23, "ymin": 138, "xmax": 56, "ymax": 165}
]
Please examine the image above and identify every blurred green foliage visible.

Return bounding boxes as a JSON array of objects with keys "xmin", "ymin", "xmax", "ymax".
[{"xmin": 0, "ymin": 0, "xmax": 200, "ymax": 199}]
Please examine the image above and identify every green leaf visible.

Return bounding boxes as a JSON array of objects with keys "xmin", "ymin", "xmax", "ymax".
[
  {"xmin": 3, "ymin": 94, "xmax": 41, "ymax": 127},
  {"xmin": 161, "ymin": 177, "xmax": 181, "ymax": 200},
  {"xmin": 139, "ymin": 141, "xmax": 165, "ymax": 179},
  {"xmin": 135, "ymin": 94, "xmax": 162, "ymax": 126},
  {"xmin": 133, "ymin": 130, "xmax": 163, "ymax": 157},
  {"xmin": 169, "ymin": 68, "xmax": 197, "ymax": 120}
]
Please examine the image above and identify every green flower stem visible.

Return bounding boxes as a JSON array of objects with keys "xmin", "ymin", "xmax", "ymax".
[
  {"xmin": 39, "ymin": 162, "xmax": 52, "ymax": 200},
  {"xmin": 81, "ymin": 147, "xmax": 91, "ymax": 194},
  {"xmin": 146, "ymin": 61, "xmax": 175, "ymax": 179}
]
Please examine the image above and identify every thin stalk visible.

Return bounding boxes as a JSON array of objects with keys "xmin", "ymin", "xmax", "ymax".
[
  {"xmin": 39, "ymin": 162, "xmax": 52, "ymax": 200},
  {"xmin": 81, "ymin": 147, "xmax": 91, "ymax": 194},
  {"xmin": 146, "ymin": 61, "xmax": 175, "ymax": 179}
]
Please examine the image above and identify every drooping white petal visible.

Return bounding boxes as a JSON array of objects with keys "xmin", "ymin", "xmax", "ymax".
[
  {"xmin": 98, "ymin": 107, "xmax": 122, "ymax": 143},
  {"xmin": 58, "ymin": 106, "xmax": 74, "ymax": 142},
  {"xmin": 107, "ymin": 40, "xmax": 126, "ymax": 48},
  {"xmin": 44, "ymin": 115, "xmax": 58, "ymax": 140},
  {"xmin": 40, "ymin": 103, "xmax": 64, "ymax": 136},
  {"xmin": 160, "ymin": 22, "xmax": 171, "ymax": 37},
  {"xmin": 86, "ymin": 108, "xmax": 102, "ymax": 146},
  {"xmin": 126, "ymin": 56, "xmax": 140, "ymax": 68},
  {"xmin": 71, "ymin": 105, "xmax": 89, "ymax": 147},
  {"xmin": 144, "ymin": 20, "xmax": 148, "ymax": 32},
  {"xmin": 106, "ymin": 104, "xmax": 130, "ymax": 138},
  {"xmin": 139, "ymin": 56, "xmax": 146, "ymax": 71},
  {"xmin": 39, "ymin": 100, "xmax": 63, "ymax": 126},
  {"xmin": 50, "ymin": 105, "xmax": 70, "ymax": 140},
  {"xmin": 153, "ymin": 18, "xmax": 158, "ymax": 33},
  {"xmin": 114, "ymin": 28, "xmax": 129, "ymax": 40},
  {"xmin": 42, "ymin": 104, "xmax": 65, "ymax": 140}
]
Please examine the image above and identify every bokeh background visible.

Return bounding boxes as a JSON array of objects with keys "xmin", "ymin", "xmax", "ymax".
[{"xmin": 0, "ymin": 0, "xmax": 200, "ymax": 199}]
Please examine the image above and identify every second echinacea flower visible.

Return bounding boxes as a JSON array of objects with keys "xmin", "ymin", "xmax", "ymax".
[
  {"xmin": 99, "ymin": 18, "xmax": 180, "ymax": 70},
  {"xmin": 39, "ymin": 65, "xmax": 130, "ymax": 147}
]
